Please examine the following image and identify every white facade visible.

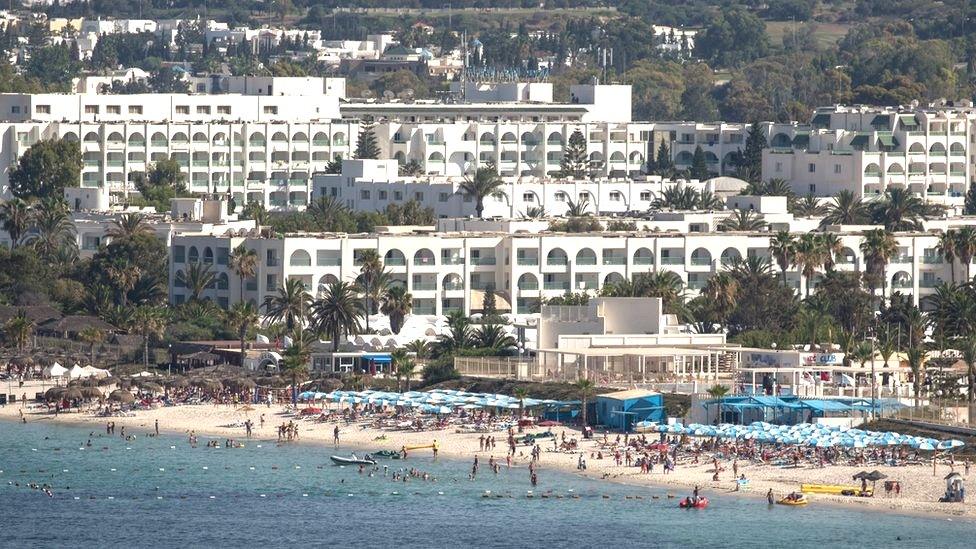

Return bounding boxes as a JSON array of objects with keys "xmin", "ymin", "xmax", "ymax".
[
  {"xmin": 168, "ymin": 223, "xmax": 960, "ymax": 315},
  {"xmin": 763, "ymin": 104, "xmax": 975, "ymax": 211}
]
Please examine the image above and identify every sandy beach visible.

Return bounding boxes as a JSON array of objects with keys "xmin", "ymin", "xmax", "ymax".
[{"xmin": 2, "ymin": 384, "xmax": 974, "ymax": 521}]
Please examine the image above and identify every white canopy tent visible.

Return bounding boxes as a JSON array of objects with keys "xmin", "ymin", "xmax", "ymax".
[{"xmin": 43, "ymin": 362, "xmax": 67, "ymax": 378}]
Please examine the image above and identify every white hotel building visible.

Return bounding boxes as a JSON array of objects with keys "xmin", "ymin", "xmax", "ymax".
[
  {"xmin": 0, "ymin": 79, "xmax": 751, "ymax": 208},
  {"xmin": 169, "ymin": 215, "xmax": 965, "ymax": 315},
  {"xmin": 762, "ymin": 104, "xmax": 976, "ymax": 211}
]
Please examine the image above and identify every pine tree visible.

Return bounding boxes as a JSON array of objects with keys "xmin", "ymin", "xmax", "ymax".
[
  {"xmin": 482, "ymin": 284, "xmax": 497, "ymax": 317},
  {"xmin": 738, "ymin": 123, "xmax": 767, "ymax": 183},
  {"xmin": 560, "ymin": 129, "xmax": 588, "ymax": 179},
  {"xmin": 690, "ymin": 145, "xmax": 709, "ymax": 181},
  {"xmin": 354, "ymin": 121, "xmax": 380, "ymax": 160},
  {"xmin": 966, "ymin": 183, "xmax": 976, "ymax": 215},
  {"xmin": 655, "ymin": 141, "xmax": 672, "ymax": 175}
]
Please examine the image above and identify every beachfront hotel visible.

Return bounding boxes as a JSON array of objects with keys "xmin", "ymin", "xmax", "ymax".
[
  {"xmin": 168, "ymin": 211, "xmax": 970, "ymax": 314},
  {"xmin": 762, "ymin": 103, "xmax": 976, "ymax": 212}
]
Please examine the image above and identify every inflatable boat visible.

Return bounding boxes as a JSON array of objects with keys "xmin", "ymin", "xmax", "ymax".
[{"xmin": 330, "ymin": 455, "xmax": 377, "ymax": 466}]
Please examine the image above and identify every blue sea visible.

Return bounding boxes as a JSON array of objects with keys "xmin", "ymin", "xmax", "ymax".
[{"xmin": 0, "ymin": 419, "xmax": 973, "ymax": 548}]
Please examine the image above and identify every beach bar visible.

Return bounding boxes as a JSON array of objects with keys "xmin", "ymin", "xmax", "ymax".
[{"xmin": 596, "ymin": 389, "xmax": 665, "ymax": 432}]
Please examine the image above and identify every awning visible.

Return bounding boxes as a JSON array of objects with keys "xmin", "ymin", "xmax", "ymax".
[
  {"xmin": 363, "ymin": 353, "xmax": 392, "ymax": 364},
  {"xmin": 849, "ymin": 135, "xmax": 869, "ymax": 149},
  {"xmin": 870, "ymin": 114, "xmax": 891, "ymax": 128},
  {"xmin": 899, "ymin": 114, "xmax": 918, "ymax": 128},
  {"xmin": 811, "ymin": 113, "xmax": 831, "ymax": 128},
  {"xmin": 799, "ymin": 399, "xmax": 851, "ymax": 412},
  {"xmin": 877, "ymin": 134, "xmax": 898, "ymax": 148}
]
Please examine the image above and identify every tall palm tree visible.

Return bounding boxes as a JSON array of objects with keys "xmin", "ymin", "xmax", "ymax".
[
  {"xmin": 954, "ymin": 227, "xmax": 976, "ymax": 282},
  {"xmin": 308, "ymin": 196, "xmax": 349, "ymax": 230},
  {"xmin": 176, "ymin": 262, "xmax": 215, "ymax": 302},
  {"xmin": 961, "ymin": 336, "xmax": 976, "ymax": 425},
  {"xmin": 356, "ymin": 249, "xmax": 387, "ymax": 332},
  {"xmin": 791, "ymin": 195, "xmax": 828, "ymax": 218},
  {"xmin": 107, "ymin": 212, "xmax": 153, "ymax": 239},
  {"xmin": 820, "ymin": 190, "xmax": 868, "ymax": 227},
  {"xmin": 457, "ymin": 166, "xmax": 506, "ymax": 218},
  {"xmin": 702, "ymin": 272, "xmax": 738, "ymax": 327},
  {"xmin": 574, "ymin": 378, "xmax": 595, "ymax": 427},
  {"xmin": 936, "ymin": 230, "xmax": 958, "ymax": 284},
  {"xmin": 472, "ymin": 323, "xmax": 516, "ymax": 352},
  {"xmin": 262, "ymin": 277, "xmax": 310, "ymax": 330},
  {"xmin": 0, "ymin": 198, "xmax": 33, "ymax": 246},
  {"xmin": 817, "ymin": 233, "xmax": 844, "ymax": 272},
  {"xmin": 280, "ymin": 329, "xmax": 311, "ymax": 404},
  {"xmin": 311, "ymin": 280, "xmax": 364, "ymax": 352},
  {"xmin": 906, "ymin": 346, "xmax": 925, "ymax": 408},
  {"xmin": 859, "ymin": 229, "xmax": 897, "ymax": 300},
  {"xmin": 392, "ymin": 349, "xmax": 417, "ymax": 392},
  {"xmin": 437, "ymin": 310, "xmax": 472, "ymax": 355},
  {"xmin": 77, "ymin": 326, "xmax": 105, "ymax": 367},
  {"xmin": 871, "ymin": 187, "xmax": 943, "ymax": 231},
  {"xmin": 3, "ymin": 309, "xmax": 35, "ymax": 351},
  {"xmin": 706, "ymin": 384, "xmax": 730, "ymax": 423},
  {"xmin": 129, "ymin": 306, "xmax": 166, "ymax": 368},
  {"xmin": 22, "ymin": 202, "xmax": 77, "ymax": 263},
  {"xmin": 404, "ymin": 339, "xmax": 431, "ymax": 360},
  {"xmin": 794, "ymin": 233, "xmax": 825, "ymax": 298},
  {"xmin": 718, "ymin": 209, "xmax": 768, "ymax": 231},
  {"xmin": 107, "ymin": 261, "xmax": 142, "ymax": 306},
  {"xmin": 226, "ymin": 301, "xmax": 259, "ymax": 367},
  {"xmin": 769, "ymin": 231, "xmax": 796, "ymax": 288},
  {"xmin": 229, "ymin": 244, "xmax": 259, "ymax": 303},
  {"xmin": 380, "ymin": 285, "xmax": 413, "ymax": 334}
]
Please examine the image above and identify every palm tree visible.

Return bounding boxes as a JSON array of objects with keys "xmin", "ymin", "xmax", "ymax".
[
  {"xmin": 3, "ymin": 309, "xmax": 34, "ymax": 351},
  {"xmin": 859, "ymin": 229, "xmax": 897, "ymax": 301},
  {"xmin": 176, "ymin": 262, "xmax": 215, "ymax": 302},
  {"xmin": 457, "ymin": 166, "xmax": 506, "ymax": 218},
  {"xmin": 794, "ymin": 233, "xmax": 827, "ymax": 298},
  {"xmin": 702, "ymin": 272, "xmax": 738, "ymax": 327},
  {"xmin": 521, "ymin": 206, "xmax": 547, "ymax": 219},
  {"xmin": 77, "ymin": 327, "xmax": 105, "ymax": 366},
  {"xmin": 936, "ymin": 230, "xmax": 958, "ymax": 284},
  {"xmin": 22, "ymin": 202, "xmax": 77, "ymax": 263},
  {"xmin": 107, "ymin": 261, "xmax": 142, "ymax": 306},
  {"xmin": 849, "ymin": 342, "xmax": 875, "ymax": 370},
  {"xmin": 380, "ymin": 285, "xmax": 413, "ymax": 334},
  {"xmin": 107, "ymin": 213, "xmax": 152, "ymax": 239},
  {"xmin": 565, "ymin": 197, "xmax": 590, "ymax": 217},
  {"xmin": 356, "ymin": 249, "xmax": 387, "ymax": 332},
  {"xmin": 229, "ymin": 244, "xmax": 259, "ymax": 303},
  {"xmin": 706, "ymin": 384, "xmax": 730, "ymax": 423},
  {"xmin": 405, "ymin": 339, "xmax": 431, "ymax": 360},
  {"xmin": 791, "ymin": 195, "xmax": 828, "ymax": 218},
  {"xmin": 954, "ymin": 227, "xmax": 976, "ymax": 282},
  {"xmin": 820, "ymin": 190, "xmax": 868, "ymax": 226},
  {"xmin": 961, "ymin": 336, "xmax": 976, "ymax": 425},
  {"xmin": 795, "ymin": 307, "xmax": 835, "ymax": 348},
  {"xmin": 0, "ymin": 198, "xmax": 32, "ymax": 246},
  {"xmin": 262, "ymin": 277, "xmax": 310, "ymax": 330},
  {"xmin": 308, "ymin": 196, "xmax": 349, "ymax": 230},
  {"xmin": 311, "ymin": 280, "xmax": 364, "ymax": 352},
  {"xmin": 718, "ymin": 209, "xmax": 768, "ymax": 231},
  {"xmin": 226, "ymin": 301, "xmax": 259, "ymax": 367},
  {"xmin": 392, "ymin": 349, "xmax": 417, "ymax": 392},
  {"xmin": 906, "ymin": 346, "xmax": 925, "ymax": 408},
  {"xmin": 437, "ymin": 310, "xmax": 472, "ymax": 355},
  {"xmin": 472, "ymin": 323, "xmax": 517, "ymax": 352},
  {"xmin": 280, "ymin": 329, "xmax": 311, "ymax": 403},
  {"xmin": 129, "ymin": 306, "xmax": 166, "ymax": 368},
  {"xmin": 514, "ymin": 387, "xmax": 529, "ymax": 432},
  {"xmin": 817, "ymin": 233, "xmax": 844, "ymax": 272},
  {"xmin": 574, "ymin": 378, "xmax": 595, "ymax": 427},
  {"xmin": 769, "ymin": 231, "xmax": 796, "ymax": 288}
]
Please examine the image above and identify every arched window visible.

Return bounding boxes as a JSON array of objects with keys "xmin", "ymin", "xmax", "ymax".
[
  {"xmin": 691, "ymin": 248, "xmax": 712, "ymax": 266},
  {"xmin": 413, "ymin": 249, "xmax": 435, "ymax": 266},
  {"xmin": 192, "ymin": 132, "xmax": 208, "ymax": 143},
  {"xmin": 575, "ymin": 248, "xmax": 597, "ymax": 266},
  {"xmin": 547, "ymin": 248, "xmax": 568, "ymax": 266},
  {"xmin": 272, "ymin": 132, "xmax": 287, "ymax": 142},
  {"xmin": 203, "ymin": 247, "xmax": 214, "ymax": 264},
  {"xmin": 517, "ymin": 273, "xmax": 539, "ymax": 291},
  {"xmin": 188, "ymin": 246, "xmax": 199, "ymax": 263}
]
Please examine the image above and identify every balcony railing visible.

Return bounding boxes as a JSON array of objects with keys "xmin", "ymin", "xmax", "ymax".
[
  {"xmin": 412, "ymin": 283, "xmax": 436, "ymax": 291},
  {"xmin": 518, "ymin": 283, "xmax": 539, "ymax": 291},
  {"xmin": 471, "ymin": 257, "xmax": 496, "ymax": 266},
  {"xmin": 442, "ymin": 257, "xmax": 464, "ymax": 266},
  {"xmin": 151, "ymin": 140, "xmax": 168, "ymax": 147},
  {"xmin": 385, "ymin": 258, "xmax": 406, "ymax": 266},
  {"xmin": 443, "ymin": 283, "xmax": 464, "ymax": 291},
  {"xmin": 892, "ymin": 254, "xmax": 913, "ymax": 263},
  {"xmin": 661, "ymin": 257, "xmax": 684, "ymax": 265},
  {"xmin": 690, "ymin": 258, "xmax": 712, "ymax": 266},
  {"xmin": 575, "ymin": 258, "xmax": 597, "ymax": 266},
  {"xmin": 634, "ymin": 257, "xmax": 654, "ymax": 265},
  {"xmin": 544, "ymin": 281, "xmax": 570, "ymax": 291},
  {"xmin": 603, "ymin": 257, "xmax": 626, "ymax": 266},
  {"xmin": 517, "ymin": 257, "xmax": 539, "ymax": 266}
]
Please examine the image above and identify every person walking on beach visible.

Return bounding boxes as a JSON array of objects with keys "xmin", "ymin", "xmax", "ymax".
[
  {"xmin": 766, "ymin": 489, "xmax": 774, "ymax": 504},
  {"xmin": 333, "ymin": 425, "xmax": 340, "ymax": 446},
  {"xmin": 155, "ymin": 420, "xmax": 159, "ymax": 436}
]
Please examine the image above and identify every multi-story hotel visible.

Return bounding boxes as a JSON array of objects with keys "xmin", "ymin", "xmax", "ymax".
[
  {"xmin": 168, "ymin": 214, "xmax": 967, "ymax": 315},
  {"xmin": 762, "ymin": 103, "xmax": 976, "ymax": 211},
  {"xmin": 0, "ymin": 78, "xmax": 751, "ymax": 208}
]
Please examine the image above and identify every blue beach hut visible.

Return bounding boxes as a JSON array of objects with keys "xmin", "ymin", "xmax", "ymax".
[{"xmin": 596, "ymin": 389, "xmax": 665, "ymax": 432}]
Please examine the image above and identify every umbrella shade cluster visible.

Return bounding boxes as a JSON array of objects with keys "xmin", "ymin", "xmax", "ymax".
[
  {"xmin": 634, "ymin": 421, "xmax": 967, "ymax": 451},
  {"xmin": 109, "ymin": 389, "xmax": 135, "ymax": 404},
  {"xmin": 296, "ymin": 389, "xmax": 577, "ymax": 415}
]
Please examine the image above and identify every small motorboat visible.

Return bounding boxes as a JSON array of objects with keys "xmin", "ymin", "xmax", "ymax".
[
  {"xmin": 777, "ymin": 494, "xmax": 809, "ymax": 506},
  {"xmin": 372, "ymin": 450, "xmax": 403, "ymax": 459},
  {"xmin": 330, "ymin": 454, "xmax": 376, "ymax": 466},
  {"xmin": 679, "ymin": 496, "xmax": 709, "ymax": 509}
]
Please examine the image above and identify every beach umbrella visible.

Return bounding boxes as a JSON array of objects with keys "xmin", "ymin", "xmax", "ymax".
[
  {"xmin": 865, "ymin": 471, "xmax": 887, "ymax": 481},
  {"xmin": 917, "ymin": 441, "xmax": 936, "ymax": 451},
  {"xmin": 166, "ymin": 377, "xmax": 190, "ymax": 388},
  {"xmin": 937, "ymin": 440, "xmax": 964, "ymax": 450},
  {"xmin": 98, "ymin": 376, "xmax": 120, "ymax": 387},
  {"xmin": 109, "ymin": 389, "xmax": 135, "ymax": 404},
  {"xmin": 852, "ymin": 471, "xmax": 870, "ymax": 480},
  {"xmin": 80, "ymin": 387, "xmax": 103, "ymax": 399},
  {"xmin": 140, "ymin": 382, "xmax": 163, "ymax": 394},
  {"xmin": 63, "ymin": 387, "xmax": 83, "ymax": 401},
  {"xmin": 44, "ymin": 387, "xmax": 67, "ymax": 401}
]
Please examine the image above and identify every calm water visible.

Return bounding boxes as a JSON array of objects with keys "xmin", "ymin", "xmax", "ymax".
[{"xmin": 0, "ymin": 419, "xmax": 973, "ymax": 548}]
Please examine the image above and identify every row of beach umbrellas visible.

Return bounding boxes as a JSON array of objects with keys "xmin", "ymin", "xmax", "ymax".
[
  {"xmin": 636, "ymin": 420, "xmax": 965, "ymax": 451},
  {"xmin": 297, "ymin": 388, "xmax": 577, "ymax": 414}
]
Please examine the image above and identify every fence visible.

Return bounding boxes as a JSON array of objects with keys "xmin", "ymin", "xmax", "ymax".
[{"xmin": 453, "ymin": 356, "xmax": 540, "ymax": 380}]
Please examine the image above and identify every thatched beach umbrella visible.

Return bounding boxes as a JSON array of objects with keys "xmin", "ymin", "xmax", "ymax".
[
  {"xmin": 166, "ymin": 377, "xmax": 190, "ymax": 389},
  {"xmin": 109, "ymin": 389, "xmax": 135, "ymax": 404},
  {"xmin": 80, "ymin": 387, "xmax": 103, "ymax": 400},
  {"xmin": 63, "ymin": 387, "xmax": 83, "ymax": 401},
  {"xmin": 224, "ymin": 377, "xmax": 256, "ymax": 391},
  {"xmin": 44, "ymin": 387, "xmax": 67, "ymax": 402},
  {"xmin": 140, "ymin": 382, "xmax": 164, "ymax": 394},
  {"xmin": 98, "ymin": 376, "xmax": 119, "ymax": 387}
]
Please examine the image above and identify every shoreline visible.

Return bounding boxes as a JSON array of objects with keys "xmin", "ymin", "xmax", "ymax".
[{"xmin": 1, "ymin": 401, "xmax": 974, "ymax": 521}]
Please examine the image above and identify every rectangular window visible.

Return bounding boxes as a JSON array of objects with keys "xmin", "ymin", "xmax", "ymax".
[
  {"xmin": 360, "ymin": 190, "xmax": 371, "ymax": 199},
  {"xmin": 106, "ymin": 105, "xmax": 121, "ymax": 114},
  {"xmin": 522, "ymin": 192, "xmax": 534, "ymax": 202},
  {"xmin": 639, "ymin": 191, "xmax": 651, "ymax": 201},
  {"xmin": 263, "ymin": 106, "xmax": 278, "ymax": 115},
  {"xmin": 834, "ymin": 164, "xmax": 842, "ymax": 174},
  {"xmin": 378, "ymin": 190, "xmax": 387, "ymax": 200},
  {"xmin": 808, "ymin": 163, "xmax": 816, "ymax": 173},
  {"xmin": 128, "ymin": 105, "xmax": 143, "ymax": 115},
  {"xmin": 394, "ymin": 191, "xmax": 403, "ymax": 200},
  {"xmin": 266, "ymin": 274, "xmax": 277, "ymax": 291},
  {"xmin": 197, "ymin": 106, "xmax": 211, "ymax": 115},
  {"xmin": 173, "ymin": 245, "xmax": 185, "ymax": 263},
  {"xmin": 414, "ymin": 192, "xmax": 424, "ymax": 201},
  {"xmin": 217, "ymin": 106, "xmax": 231, "ymax": 115},
  {"xmin": 609, "ymin": 191, "xmax": 621, "ymax": 201},
  {"xmin": 176, "ymin": 105, "xmax": 189, "ymax": 114},
  {"xmin": 35, "ymin": 105, "xmax": 50, "ymax": 114},
  {"xmin": 775, "ymin": 162, "xmax": 782, "ymax": 172},
  {"xmin": 439, "ymin": 192, "xmax": 449, "ymax": 202},
  {"xmin": 10, "ymin": 105, "xmax": 20, "ymax": 114},
  {"xmin": 809, "ymin": 184, "xmax": 816, "ymax": 193},
  {"xmin": 216, "ymin": 247, "xmax": 229, "ymax": 265},
  {"xmin": 84, "ymin": 105, "xmax": 99, "ymax": 114}
]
